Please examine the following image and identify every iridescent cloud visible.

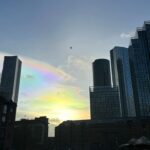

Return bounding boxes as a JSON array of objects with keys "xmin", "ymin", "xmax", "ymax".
[{"xmin": 0, "ymin": 52, "xmax": 90, "ymax": 124}]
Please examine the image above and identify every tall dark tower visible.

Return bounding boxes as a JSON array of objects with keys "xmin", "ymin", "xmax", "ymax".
[
  {"xmin": 0, "ymin": 56, "xmax": 22, "ymax": 150},
  {"xmin": 0, "ymin": 56, "xmax": 22, "ymax": 103},
  {"xmin": 93, "ymin": 59, "xmax": 111, "ymax": 86}
]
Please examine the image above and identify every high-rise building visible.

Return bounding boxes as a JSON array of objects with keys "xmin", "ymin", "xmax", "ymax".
[
  {"xmin": 92, "ymin": 59, "xmax": 111, "ymax": 87},
  {"xmin": 90, "ymin": 59, "xmax": 121, "ymax": 120},
  {"xmin": 90, "ymin": 86, "xmax": 121, "ymax": 120},
  {"xmin": 110, "ymin": 47, "xmax": 136, "ymax": 117},
  {"xmin": 128, "ymin": 21, "xmax": 150, "ymax": 117},
  {"xmin": 0, "ymin": 56, "xmax": 22, "ymax": 103},
  {"xmin": 0, "ymin": 56, "xmax": 22, "ymax": 150}
]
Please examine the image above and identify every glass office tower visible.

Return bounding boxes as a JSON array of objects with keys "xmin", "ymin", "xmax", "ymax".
[
  {"xmin": 110, "ymin": 47, "xmax": 136, "ymax": 117},
  {"xmin": 128, "ymin": 21, "xmax": 150, "ymax": 117}
]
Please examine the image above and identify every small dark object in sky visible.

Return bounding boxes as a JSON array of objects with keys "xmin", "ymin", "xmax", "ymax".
[{"xmin": 70, "ymin": 46, "xmax": 72, "ymax": 49}]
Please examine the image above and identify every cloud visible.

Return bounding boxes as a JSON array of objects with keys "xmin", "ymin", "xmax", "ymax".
[
  {"xmin": 0, "ymin": 51, "xmax": 90, "ymax": 137},
  {"xmin": 49, "ymin": 118, "xmax": 61, "ymax": 124},
  {"xmin": 120, "ymin": 31, "xmax": 135, "ymax": 39},
  {"xmin": 59, "ymin": 55, "xmax": 92, "ymax": 73},
  {"xmin": 67, "ymin": 55, "xmax": 92, "ymax": 72},
  {"xmin": 58, "ymin": 55, "xmax": 92, "ymax": 84},
  {"xmin": 57, "ymin": 55, "xmax": 93, "ymax": 96}
]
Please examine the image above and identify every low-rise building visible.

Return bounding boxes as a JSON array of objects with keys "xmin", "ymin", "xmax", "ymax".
[
  {"xmin": 55, "ymin": 118, "xmax": 150, "ymax": 150},
  {"xmin": 0, "ymin": 96, "xmax": 17, "ymax": 150},
  {"xmin": 12, "ymin": 116, "xmax": 49, "ymax": 150}
]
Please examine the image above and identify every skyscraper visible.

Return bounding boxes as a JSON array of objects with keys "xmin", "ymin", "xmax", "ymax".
[
  {"xmin": 90, "ymin": 59, "xmax": 121, "ymax": 120},
  {"xmin": 0, "ymin": 56, "xmax": 22, "ymax": 103},
  {"xmin": 0, "ymin": 56, "xmax": 22, "ymax": 150},
  {"xmin": 128, "ymin": 21, "xmax": 150, "ymax": 117},
  {"xmin": 93, "ymin": 59, "xmax": 111, "ymax": 86},
  {"xmin": 110, "ymin": 47, "xmax": 136, "ymax": 117}
]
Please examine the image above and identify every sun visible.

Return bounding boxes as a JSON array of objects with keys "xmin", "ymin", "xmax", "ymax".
[{"xmin": 58, "ymin": 109, "xmax": 76, "ymax": 121}]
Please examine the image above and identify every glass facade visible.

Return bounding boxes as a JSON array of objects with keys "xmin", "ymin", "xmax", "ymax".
[
  {"xmin": 110, "ymin": 47, "xmax": 136, "ymax": 117},
  {"xmin": 128, "ymin": 22, "xmax": 150, "ymax": 117},
  {"xmin": 90, "ymin": 86, "xmax": 121, "ymax": 120}
]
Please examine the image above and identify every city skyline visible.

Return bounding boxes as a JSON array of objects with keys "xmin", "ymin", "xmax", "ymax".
[{"xmin": 0, "ymin": 1, "xmax": 150, "ymax": 137}]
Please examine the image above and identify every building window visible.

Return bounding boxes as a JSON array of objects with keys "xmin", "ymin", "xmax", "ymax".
[
  {"xmin": 0, "ymin": 130, "xmax": 4, "ymax": 138},
  {"xmin": 3, "ymin": 105, "xmax": 7, "ymax": 114},
  {"xmin": 2, "ymin": 116, "xmax": 6, "ymax": 123},
  {"xmin": 10, "ymin": 108, "xmax": 13, "ymax": 113}
]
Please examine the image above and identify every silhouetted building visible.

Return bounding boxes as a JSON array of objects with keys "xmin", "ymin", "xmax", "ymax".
[
  {"xmin": 90, "ymin": 59, "xmax": 121, "ymax": 120},
  {"xmin": 46, "ymin": 137, "xmax": 55, "ymax": 150},
  {"xmin": 0, "ymin": 56, "xmax": 22, "ymax": 103},
  {"xmin": 110, "ymin": 47, "xmax": 136, "ymax": 117},
  {"xmin": 92, "ymin": 59, "xmax": 111, "ymax": 87},
  {"xmin": 90, "ymin": 86, "xmax": 121, "ymax": 120},
  {"xmin": 0, "ymin": 97, "xmax": 17, "ymax": 150},
  {"xmin": 0, "ymin": 56, "xmax": 22, "ymax": 150},
  {"xmin": 55, "ymin": 118, "xmax": 150, "ymax": 150},
  {"xmin": 128, "ymin": 21, "xmax": 150, "ymax": 117},
  {"xmin": 12, "ymin": 116, "xmax": 49, "ymax": 150}
]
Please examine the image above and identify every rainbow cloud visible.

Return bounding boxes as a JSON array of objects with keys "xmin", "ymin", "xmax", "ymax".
[{"xmin": 0, "ymin": 52, "xmax": 90, "ymax": 123}]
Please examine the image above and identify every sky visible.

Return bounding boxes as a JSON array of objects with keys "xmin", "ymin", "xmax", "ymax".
[{"xmin": 0, "ymin": 0, "xmax": 150, "ymax": 136}]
